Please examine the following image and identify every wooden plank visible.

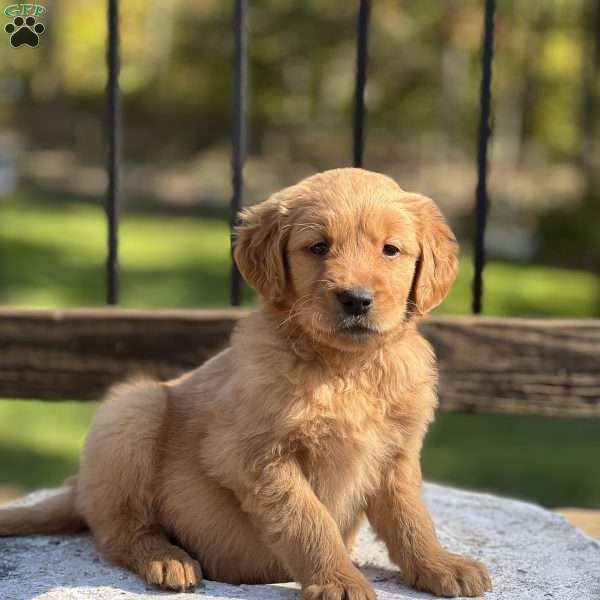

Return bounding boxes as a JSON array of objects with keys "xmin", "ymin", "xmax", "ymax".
[
  {"xmin": 0, "ymin": 309, "xmax": 599, "ymax": 416},
  {"xmin": 419, "ymin": 317, "xmax": 600, "ymax": 416},
  {"xmin": 0, "ymin": 309, "xmax": 245, "ymax": 402}
]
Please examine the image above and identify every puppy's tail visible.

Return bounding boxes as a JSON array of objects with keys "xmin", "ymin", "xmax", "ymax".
[{"xmin": 0, "ymin": 475, "xmax": 87, "ymax": 536}]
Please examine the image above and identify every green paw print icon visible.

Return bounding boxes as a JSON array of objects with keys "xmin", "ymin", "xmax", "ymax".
[{"xmin": 5, "ymin": 16, "xmax": 45, "ymax": 48}]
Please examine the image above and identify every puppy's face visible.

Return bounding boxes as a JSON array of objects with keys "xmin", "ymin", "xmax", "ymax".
[{"xmin": 235, "ymin": 168, "xmax": 458, "ymax": 351}]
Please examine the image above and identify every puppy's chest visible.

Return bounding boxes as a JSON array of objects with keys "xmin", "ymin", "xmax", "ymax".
[
  {"xmin": 300, "ymin": 422, "xmax": 390, "ymax": 502},
  {"xmin": 285, "ymin": 386, "xmax": 399, "ymax": 509}
]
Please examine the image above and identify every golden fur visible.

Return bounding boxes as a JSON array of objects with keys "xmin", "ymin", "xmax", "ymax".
[{"xmin": 0, "ymin": 168, "xmax": 491, "ymax": 598}]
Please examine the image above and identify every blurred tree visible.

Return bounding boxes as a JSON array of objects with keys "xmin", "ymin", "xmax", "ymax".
[
  {"xmin": 579, "ymin": 0, "xmax": 600, "ymax": 191},
  {"xmin": 0, "ymin": 0, "xmax": 598, "ymax": 294}
]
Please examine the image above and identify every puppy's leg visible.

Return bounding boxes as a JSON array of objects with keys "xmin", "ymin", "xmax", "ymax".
[
  {"xmin": 77, "ymin": 379, "xmax": 202, "ymax": 591},
  {"xmin": 100, "ymin": 528, "xmax": 203, "ymax": 592},
  {"xmin": 366, "ymin": 447, "xmax": 491, "ymax": 597},
  {"xmin": 239, "ymin": 459, "xmax": 375, "ymax": 600}
]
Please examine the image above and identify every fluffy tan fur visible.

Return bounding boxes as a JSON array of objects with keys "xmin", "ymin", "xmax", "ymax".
[{"xmin": 0, "ymin": 168, "xmax": 491, "ymax": 598}]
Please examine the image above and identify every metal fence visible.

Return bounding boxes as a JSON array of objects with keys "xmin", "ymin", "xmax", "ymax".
[
  {"xmin": 103, "ymin": 0, "xmax": 496, "ymax": 313},
  {"xmin": 4, "ymin": 1, "xmax": 598, "ymax": 416}
]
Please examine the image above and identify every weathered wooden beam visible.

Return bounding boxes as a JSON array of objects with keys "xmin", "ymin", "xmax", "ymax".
[
  {"xmin": 0, "ymin": 308, "xmax": 245, "ymax": 402},
  {"xmin": 419, "ymin": 317, "xmax": 600, "ymax": 416},
  {"xmin": 1, "ymin": 309, "xmax": 598, "ymax": 416}
]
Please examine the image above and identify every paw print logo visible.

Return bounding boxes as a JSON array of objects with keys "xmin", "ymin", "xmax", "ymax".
[{"xmin": 5, "ymin": 16, "xmax": 45, "ymax": 48}]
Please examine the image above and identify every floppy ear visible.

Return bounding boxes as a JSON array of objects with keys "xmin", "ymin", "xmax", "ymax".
[
  {"xmin": 407, "ymin": 195, "xmax": 459, "ymax": 316},
  {"xmin": 233, "ymin": 194, "xmax": 289, "ymax": 305}
]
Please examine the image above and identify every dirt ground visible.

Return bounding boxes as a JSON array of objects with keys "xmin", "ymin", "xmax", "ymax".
[{"xmin": 558, "ymin": 509, "xmax": 600, "ymax": 539}]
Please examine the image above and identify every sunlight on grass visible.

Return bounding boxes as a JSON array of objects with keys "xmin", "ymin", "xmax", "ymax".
[
  {"xmin": 439, "ymin": 254, "xmax": 598, "ymax": 317},
  {"xmin": 0, "ymin": 196, "xmax": 232, "ymax": 308},
  {"xmin": 0, "ymin": 400, "xmax": 95, "ymax": 456},
  {"xmin": 0, "ymin": 400, "xmax": 97, "ymax": 489},
  {"xmin": 1, "ymin": 195, "xmax": 598, "ymax": 315}
]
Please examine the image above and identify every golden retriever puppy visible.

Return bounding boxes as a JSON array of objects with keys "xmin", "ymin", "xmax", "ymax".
[{"xmin": 0, "ymin": 168, "xmax": 491, "ymax": 598}]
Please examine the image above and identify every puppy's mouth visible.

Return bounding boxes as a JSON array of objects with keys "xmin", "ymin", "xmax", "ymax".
[
  {"xmin": 340, "ymin": 325, "xmax": 376, "ymax": 337},
  {"xmin": 334, "ymin": 317, "xmax": 379, "ymax": 338}
]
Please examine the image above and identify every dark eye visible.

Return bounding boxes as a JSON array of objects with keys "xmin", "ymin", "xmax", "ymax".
[
  {"xmin": 310, "ymin": 242, "xmax": 329, "ymax": 256},
  {"xmin": 383, "ymin": 244, "xmax": 400, "ymax": 257}
]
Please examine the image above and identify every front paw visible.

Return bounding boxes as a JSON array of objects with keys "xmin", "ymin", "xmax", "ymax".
[
  {"xmin": 406, "ymin": 551, "xmax": 491, "ymax": 597},
  {"xmin": 303, "ymin": 567, "xmax": 376, "ymax": 600}
]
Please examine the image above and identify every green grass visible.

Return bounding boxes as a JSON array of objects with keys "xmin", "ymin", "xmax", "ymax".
[
  {"xmin": 423, "ymin": 413, "xmax": 600, "ymax": 508},
  {"xmin": 0, "ymin": 196, "xmax": 234, "ymax": 308},
  {"xmin": 1, "ymin": 194, "xmax": 599, "ymax": 508},
  {"xmin": 0, "ymin": 400, "xmax": 95, "ymax": 489},
  {"xmin": 1, "ymin": 195, "xmax": 597, "ymax": 314},
  {"xmin": 1, "ymin": 401, "xmax": 598, "ymax": 508},
  {"xmin": 442, "ymin": 257, "xmax": 599, "ymax": 317}
]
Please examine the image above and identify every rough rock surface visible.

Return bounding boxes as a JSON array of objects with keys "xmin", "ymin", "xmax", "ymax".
[{"xmin": 0, "ymin": 483, "xmax": 598, "ymax": 600}]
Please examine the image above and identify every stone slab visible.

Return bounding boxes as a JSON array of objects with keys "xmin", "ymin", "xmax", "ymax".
[{"xmin": 1, "ymin": 484, "xmax": 598, "ymax": 600}]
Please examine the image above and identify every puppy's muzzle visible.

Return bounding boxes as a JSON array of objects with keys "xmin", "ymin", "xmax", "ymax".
[{"xmin": 335, "ymin": 288, "xmax": 374, "ymax": 316}]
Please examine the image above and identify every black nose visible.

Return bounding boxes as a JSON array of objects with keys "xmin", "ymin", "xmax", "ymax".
[{"xmin": 336, "ymin": 288, "xmax": 374, "ymax": 316}]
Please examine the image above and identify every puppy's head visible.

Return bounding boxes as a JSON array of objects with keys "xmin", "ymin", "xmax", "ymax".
[{"xmin": 234, "ymin": 168, "xmax": 458, "ymax": 351}]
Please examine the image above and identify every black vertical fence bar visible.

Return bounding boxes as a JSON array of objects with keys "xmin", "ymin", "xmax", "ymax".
[
  {"xmin": 472, "ymin": 0, "xmax": 496, "ymax": 315},
  {"xmin": 106, "ymin": 0, "xmax": 121, "ymax": 305},
  {"xmin": 353, "ymin": 0, "xmax": 370, "ymax": 168},
  {"xmin": 230, "ymin": 0, "xmax": 248, "ymax": 307}
]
